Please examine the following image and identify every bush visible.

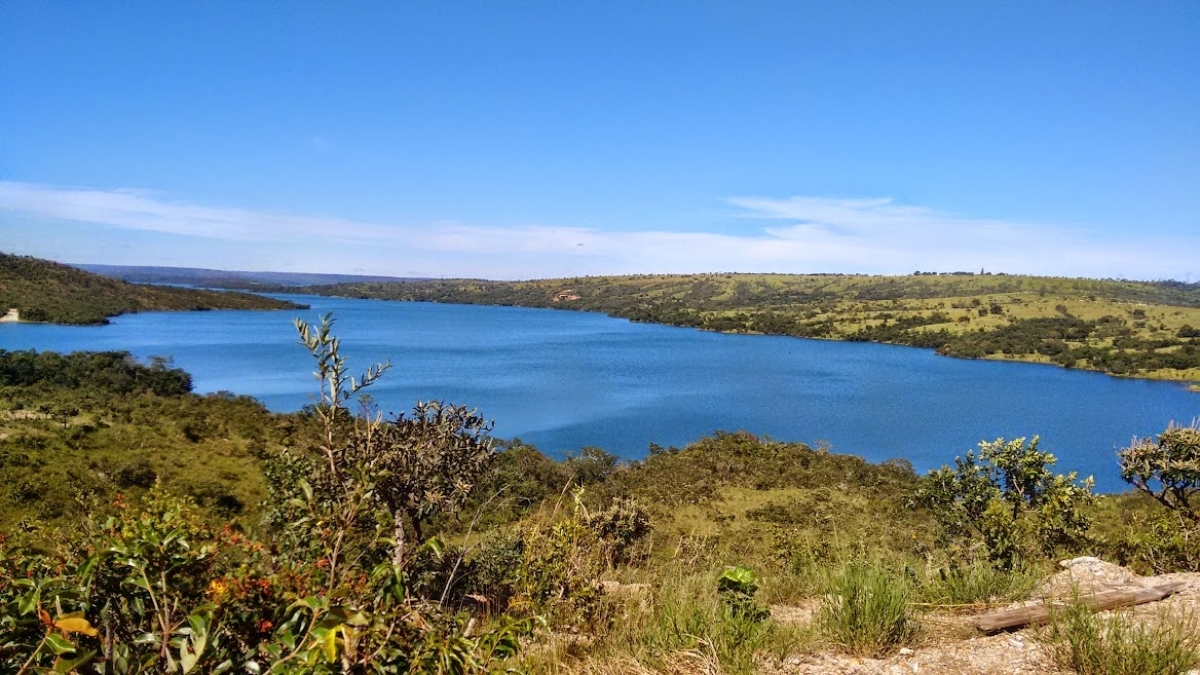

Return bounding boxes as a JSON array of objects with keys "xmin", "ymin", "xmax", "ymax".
[
  {"xmin": 1099, "ymin": 509, "xmax": 1200, "ymax": 574},
  {"xmin": 817, "ymin": 562, "xmax": 918, "ymax": 657},
  {"xmin": 915, "ymin": 436, "xmax": 1093, "ymax": 569},
  {"xmin": 1119, "ymin": 421, "xmax": 1200, "ymax": 523},
  {"xmin": 1037, "ymin": 595, "xmax": 1200, "ymax": 675}
]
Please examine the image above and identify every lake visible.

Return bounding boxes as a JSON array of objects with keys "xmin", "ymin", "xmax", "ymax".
[{"xmin": 1, "ymin": 295, "xmax": 1196, "ymax": 492}]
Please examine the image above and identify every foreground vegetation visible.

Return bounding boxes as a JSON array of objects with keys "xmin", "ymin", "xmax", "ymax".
[
  {"xmin": 0, "ymin": 253, "xmax": 303, "ymax": 325},
  {"xmin": 298, "ymin": 273, "xmax": 1200, "ymax": 384},
  {"xmin": 2, "ymin": 322, "xmax": 1199, "ymax": 673}
]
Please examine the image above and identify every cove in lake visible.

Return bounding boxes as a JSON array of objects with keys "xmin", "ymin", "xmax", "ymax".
[{"xmin": 2, "ymin": 294, "xmax": 1197, "ymax": 492}]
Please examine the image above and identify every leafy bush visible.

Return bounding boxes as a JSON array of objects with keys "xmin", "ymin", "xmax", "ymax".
[
  {"xmin": 583, "ymin": 498, "xmax": 652, "ymax": 567},
  {"xmin": 717, "ymin": 566, "xmax": 770, "ymax": 624},
  {"xmin": 915, "ymin": 436, "xmax": 1093, "ymax": 569},
  {"xmin": 1119, "ymin": 421, "xmax": 1200, "ymax": 523},
  {"xmin": 1099, "ymin": 508, "xmax": 1200, "ymax": 574}
]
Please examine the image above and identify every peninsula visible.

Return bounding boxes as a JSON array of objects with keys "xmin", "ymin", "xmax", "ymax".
[{"xmin": 0, "ymin": 252, "xmax": 305, "ymax": 325}]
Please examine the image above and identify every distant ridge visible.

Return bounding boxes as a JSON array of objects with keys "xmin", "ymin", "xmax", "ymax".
[{"xmin": 75, "ymin": 264, "xmax": 428, "ymax": 289}]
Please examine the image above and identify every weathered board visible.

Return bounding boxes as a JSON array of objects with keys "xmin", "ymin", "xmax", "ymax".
[{"xmin": 974, "ymin": 582, "xmax": 1188, "ymax": 633}]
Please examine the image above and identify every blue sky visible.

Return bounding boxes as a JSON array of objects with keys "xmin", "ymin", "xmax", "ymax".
[{"xmin": 1, "ymin": 2, "xmax": 1197, "ymax": 280}]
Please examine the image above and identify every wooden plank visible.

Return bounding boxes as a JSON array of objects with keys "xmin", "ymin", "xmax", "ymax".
[{"xmin": 974, "ymin": 582, "xmax": 1188, "ymax": 633}]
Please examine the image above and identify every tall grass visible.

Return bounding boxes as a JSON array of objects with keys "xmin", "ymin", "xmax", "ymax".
[
  {"xmin": 917, "ymin": 562, "xmax": 1041, "ymax": 606},
  {"xmin": 816, "ymin": 562, "xmax": 919, "ymax": 657},
  {"xmin": 527, "ymin": 573, "xmax": 804, "ymax": 675},
  {"xmin": 1036, "ymin": 595, "xmax": 1200, "ymax": 675}
]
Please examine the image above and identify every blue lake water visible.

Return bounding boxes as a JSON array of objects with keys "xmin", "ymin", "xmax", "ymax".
[{"xmin": 1, "ymin": 295, "xmax": 1196, "ymax": 492}]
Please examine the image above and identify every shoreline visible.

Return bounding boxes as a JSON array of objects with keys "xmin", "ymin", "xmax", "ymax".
[{"xmin": 311, "ymin": 291, "xmax": 1200, "ymax": 393}]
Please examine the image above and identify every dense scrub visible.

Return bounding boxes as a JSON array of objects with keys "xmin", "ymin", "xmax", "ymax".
[
  {"xmin": 0, "ymin": 351, "xmax": 303, "ymax": 528},
  {"xmin": 295, "ymin": 272, "xmax": 1200, "ymax": 382},
  {"xmin": 0, "ymin": 252, "xmax": 302, "ymax": 324}
]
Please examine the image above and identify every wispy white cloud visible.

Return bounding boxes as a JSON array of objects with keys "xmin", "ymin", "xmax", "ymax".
[{"xmin": 0, "ymin": 181, "xmax": 1195, "ymax": 280}]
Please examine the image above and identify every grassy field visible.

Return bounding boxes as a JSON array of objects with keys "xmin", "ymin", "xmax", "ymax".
[{"xmin": 299, "ymin": 273, "xmax": 1200, "ymax": 384}]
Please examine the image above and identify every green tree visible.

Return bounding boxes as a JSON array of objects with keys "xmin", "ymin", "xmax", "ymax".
[
  {"xmin": 916, "ymin": 437, "xmax": 1094, "ymax": 569},
  {"xmin": 1119, "ymin": 421, "xmax": 1200, "ymax": 522}
]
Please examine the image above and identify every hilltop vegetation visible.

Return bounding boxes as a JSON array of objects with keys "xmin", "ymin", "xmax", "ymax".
[
  {"xmin": 3, "ymin": 322, "xmax": 1199, "ymax": 674},
  {"xmin": 0, "ymin": 252, "xmax": 303, "ymax": 324},
  {"xmin": 303, "ymin": 273, "xmax": 1200, "ymax": 383},
  {"xmin": 0, "ymin": 349, "xmax": 307, "ymax": 527}
]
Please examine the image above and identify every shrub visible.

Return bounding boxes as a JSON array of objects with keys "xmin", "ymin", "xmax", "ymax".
[
  {"xmin": 1119, "ymin": 421, "xmax": 1200, "ymax": 523},
  {"xmin": 1037, "ymin": 596, "xmax": 1200, "ymax": 675},
  {"xmin": 717, "ymin": 565, "xmax": 770, "ymax": 624},
  {"xmin": 817, "ymin": 562, "xmax": 918, "ymax": 657},
  {"xmin": 1099, "ymin": 509, "xmax": 1200, "ymax": 574},
  {"xmin": 583, "ymin": 497, "xmax": 652, "ymax": 567},
  {"xmin": 915, "ymin": 436, "xmax": 1093, "ymax": 569}
]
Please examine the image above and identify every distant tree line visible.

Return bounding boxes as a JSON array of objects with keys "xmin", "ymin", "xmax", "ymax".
[{"xmin": 0, "ymin": 349, "xmax": 192, "ymax": 396}]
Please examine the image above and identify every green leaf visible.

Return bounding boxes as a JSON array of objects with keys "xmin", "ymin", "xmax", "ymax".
[
  {"xmin": 18, "ymin": 589, "xmax": 39, "ymax": 615},
  {"xmin": 345, "ymin": 610, "xmax": 370, "ymax": 627},
  {"xmin": 243, "ymin": 660, "xmax": 261, "ymax": 674},
  {"xmin": 298, "ymin": 479, "xmax": 314, "ymax": 502},
  {"xmin": 45, "ymin": 633, "xmax": 77, "ymax": 655},
  {"xmin": 125, "ymin": 575, "xmax": 152, "ymax": 591},
  {"xmin": 53, "ymin": 649, "xmax": 96, "ymax": 673}
]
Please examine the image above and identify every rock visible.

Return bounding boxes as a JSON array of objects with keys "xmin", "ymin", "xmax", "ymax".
[{"xmin": 1034, "ymin": 557, "xmax": 1141, "ymax": 599}]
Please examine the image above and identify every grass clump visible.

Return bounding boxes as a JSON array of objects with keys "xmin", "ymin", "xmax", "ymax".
[
  {"xmin": 817, "ymin": 561, "xmax": 919, "ymax": 657},
  {"xmin": 917, "ymin": 561, "xmax": 1041, "ymax": 607},
  {"xmin": 579, "ymin": 571, "xmax": 801, "ymax": 675},
  {"xmin": 1037, "ymin": 597, "xmax": 1200, "ymax": 675}
]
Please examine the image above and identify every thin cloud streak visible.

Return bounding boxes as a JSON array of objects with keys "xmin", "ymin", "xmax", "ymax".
[{"xmin": 0, "ymin": 182, "xmax": 1194, "ymax": 280}]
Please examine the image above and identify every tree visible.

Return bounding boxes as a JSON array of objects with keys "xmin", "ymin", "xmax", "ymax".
[
  {"xmin": 346, "ymin": 401, "xmax": 494, "ymax": 566},
  {"xmin": 291, "ymin": 312, "xmax": 496, "ymax": 568},
  {"xmin": 1119, "ymin": 421, "xmax": 1200, "ymax": 522},
  {"xmin": 916, "ymin": 436, "xmax": 1094, "ymax": 569}
]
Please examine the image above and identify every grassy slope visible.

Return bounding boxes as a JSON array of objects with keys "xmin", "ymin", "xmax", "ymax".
[
  {"xmin": 0, "ymin": 252, "xmax": 304, "ymax": 324},
  {"xmin": 0, "ymin": 384, "xmax": 311, "ymax": 529},
  {"xmin": 301, "ymin": 273, "xmax": 1200, "ymax": 382}
]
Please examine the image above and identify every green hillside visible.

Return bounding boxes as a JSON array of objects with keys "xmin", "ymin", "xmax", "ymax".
[
  {"xmin": 303, "ymin": 273, "xmax": 1200, "ymax": 383},
  {"xmin": 0, "ymin": 252, "xmax": 304, "ymax": 324},
  {"xmin": 3, "ymin": 322, "xmax": 1198, "ymax": 674},
  {"xmin": 3, "ymin": 339, "xmax": 1198, "ymax": 674}
]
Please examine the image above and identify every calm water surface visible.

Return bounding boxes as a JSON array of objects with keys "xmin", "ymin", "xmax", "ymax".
[{"xmin": 2, "ymin": 295, "xmax": 1196, "ymax": 492}]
